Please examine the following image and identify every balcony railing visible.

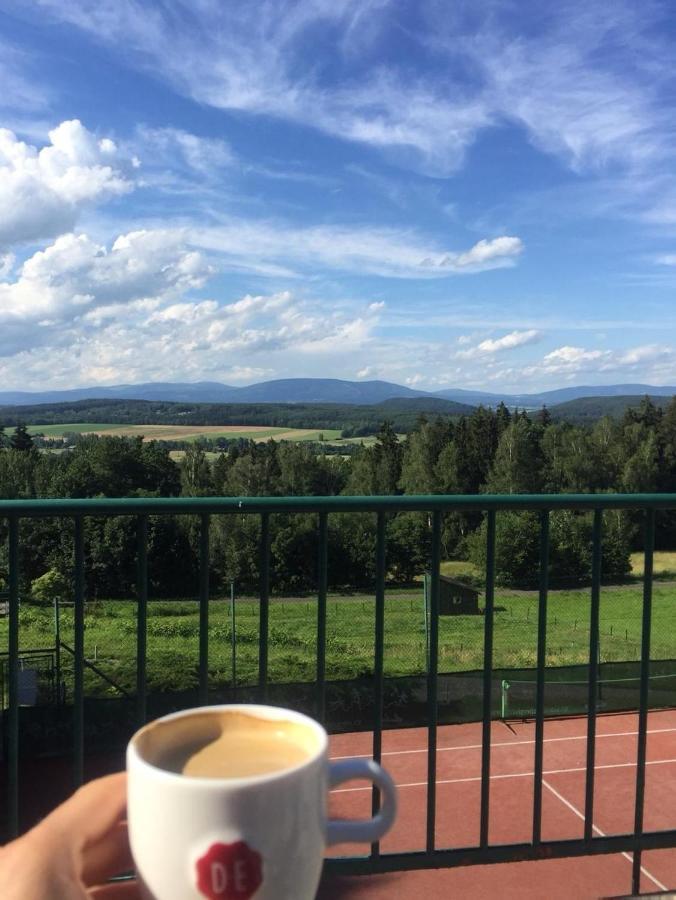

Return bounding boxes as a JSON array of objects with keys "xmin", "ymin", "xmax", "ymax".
[{"xmin": 2, "ymin": 493, "xmax": 676, "ymax": 895}]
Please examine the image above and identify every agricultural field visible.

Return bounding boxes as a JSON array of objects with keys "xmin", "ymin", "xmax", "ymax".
[
  {"xmin": 6, "ymin": 581, "xmax": 676, "ymax": 699},
  {"xmin": 27, "ymin": 423, "xmax": 345, "ymax": 443}
]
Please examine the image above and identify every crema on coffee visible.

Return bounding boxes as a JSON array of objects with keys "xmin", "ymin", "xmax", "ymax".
[{"xmin": 136, "ymin": 710, "xmax": 317, "ymax": 779}]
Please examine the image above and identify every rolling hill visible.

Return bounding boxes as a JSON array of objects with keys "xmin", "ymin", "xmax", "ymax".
[{"xmin": 1, "ymin": 378, "xmax": 675, "ymax": 409}]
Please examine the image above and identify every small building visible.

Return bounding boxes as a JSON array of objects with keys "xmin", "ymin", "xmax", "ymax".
[{"xmin": 425, "ymin": 574, "xmax": 480, "ymax": 615}]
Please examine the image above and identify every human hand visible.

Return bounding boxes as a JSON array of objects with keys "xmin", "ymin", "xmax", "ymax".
[{"xmin": 0, "ymin": 772, "xmax": 138, "ymax": 899}]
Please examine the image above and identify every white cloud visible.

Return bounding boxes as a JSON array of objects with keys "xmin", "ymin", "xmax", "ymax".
[
  {"xmin": 543, "ymin": 346, "xmax": 608, "ymax": 366},
  {"xmin": 656, "ymin": 254, "xmax": 676, "ymax": 266},
  {"xmin": 457, "ymin": 329, "xmax": 541, "ymax": 359},
  {"xmin": 452, "ymin": 237, "xmax": 523, "ymax": 269},
  {"xmin": 521, "ymin": 343, "xmax": 675, "ymax": 378},
  {"xmin": 357, "ymin": 366, "xmax": 375, "ymax": 378},
  {"xmin": 0, "ymin": 226, "xmax": 380, "ymax": 386},
  {"xmin": 0, "ymin": 230, "xmax": 210, "ymax": 344},
  {"xmin": 421, "ymin": 236, "xmax": 523, "ymax": 272},
  {"xmin": 0, "ymin": 120, "xmax": 134, "ymax": 249},
  {"xmin": 0, "ymin": 253, "xmax": 15, "ymax": 278}
]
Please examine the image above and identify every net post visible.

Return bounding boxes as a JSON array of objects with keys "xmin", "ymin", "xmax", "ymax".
[{"xmin": 631, "ymin": 508, "xmax": 655, "ymax": 894}]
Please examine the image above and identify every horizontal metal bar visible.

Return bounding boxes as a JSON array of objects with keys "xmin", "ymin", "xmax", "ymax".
[
  {"xmin": 324, "ymin": 829, "xmax": 676, "ymax": 877},
  {"xmin": 2, "ymin": 492, "xmax": 676, "ymax": 517}
]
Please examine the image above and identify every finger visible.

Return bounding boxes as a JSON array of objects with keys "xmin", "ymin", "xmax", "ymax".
[
  {"xmin": 41, "ymin": 773, "xmax": 128, "ymax": 853},
  {"xmin": 88, "ymin": 879, "xmax": 141, "ymax": 900},
  {"xmin": 81, "ymin": 821, "xmax": 134, "ymax": 887}
]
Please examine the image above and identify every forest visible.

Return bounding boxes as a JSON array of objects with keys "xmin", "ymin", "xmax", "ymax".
[{"xmin": 1, "ymin": 395, "xmax": 676, "ymax": 597}]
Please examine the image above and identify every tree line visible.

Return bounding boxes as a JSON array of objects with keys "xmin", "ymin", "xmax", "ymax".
[{"xmin": 1, "ymin": 395, "xmax": 675, "ymax": 595}]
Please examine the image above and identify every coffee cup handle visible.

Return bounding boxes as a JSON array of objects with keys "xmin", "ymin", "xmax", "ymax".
[{"xmin": 326, "ymin": 758, "xmax": 397, "ymax": 846}]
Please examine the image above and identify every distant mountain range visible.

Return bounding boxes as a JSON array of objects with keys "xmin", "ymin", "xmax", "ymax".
[{"xmin": 0, "ymin": 378, "xmax": 675, "ymax": 408}]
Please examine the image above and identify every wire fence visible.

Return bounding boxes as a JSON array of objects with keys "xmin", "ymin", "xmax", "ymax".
[{"xmin": 4, "ymin": 578, "xmax": 676, "ymax": 706}]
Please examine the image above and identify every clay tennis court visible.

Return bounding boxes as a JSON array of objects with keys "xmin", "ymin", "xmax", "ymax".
[
  {"xmin": 319, "ymin": 708, "xmax": 676, "ymax": 899},
  {"xmin": 6, "ymin": 707, "xmax": 676, "ymax": 897}
]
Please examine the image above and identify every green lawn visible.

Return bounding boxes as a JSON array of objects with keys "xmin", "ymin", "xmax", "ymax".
[{"xmin": 4, "ymin": 583, "xmax": 675, "ymax": 699}]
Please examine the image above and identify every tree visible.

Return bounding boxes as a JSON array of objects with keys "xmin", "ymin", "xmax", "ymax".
[
  {"xmin": 399, "ymin": 418, "xmax": 452, "ymax": 494},
  {"xmin": 484, "ymin": 417, "xmax": 544, "ymax": 494},
  {"xmin": 31, "ymin": 569, "xmax": 70, "ymax": 605},
  {"xmin": 10, "ymin": 423, "xmax": 34, "ymax": 452},
  {"xmin": 468, "ymin": 511, "xmax": 541, "ymax": 588},
  {"xmin": 181, "ymin": 442, "xmax": 212, "ymax": 496}
]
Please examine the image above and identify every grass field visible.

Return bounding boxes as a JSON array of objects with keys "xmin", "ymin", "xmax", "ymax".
[
  {"xmin": 631, "ymin": 550, "xmax": 676, "ymax": 577},
  {"xmin": 5, "ymin": 581, "xmax": 675, "ymax": 699}
]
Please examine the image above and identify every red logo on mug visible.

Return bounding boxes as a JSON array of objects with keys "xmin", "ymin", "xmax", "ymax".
[{"xmin": 195, "ymin": 841, "xmax": 263, "ymax": 899}]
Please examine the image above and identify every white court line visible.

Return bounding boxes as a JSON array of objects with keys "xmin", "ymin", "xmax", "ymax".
[
  {"xmin": 330, "ymin": 726, "xmax": 676, "ymax": 761},
  {"xmin": 331, "ymin": 757, "xmax": 676, "ymax": 793},
  {"xmin": 542, "ymin": 778, "xmax": 667, "ymax": 893}
]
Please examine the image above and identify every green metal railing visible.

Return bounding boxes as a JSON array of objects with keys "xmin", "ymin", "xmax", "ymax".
[{"xmin": 2, "ymin": 494, "xmax": 676, "ymax": 895}]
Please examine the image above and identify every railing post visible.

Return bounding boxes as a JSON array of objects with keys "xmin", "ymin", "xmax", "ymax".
[
  {"xmin": 230, "ymin": 580, "xmax": 236, "ymax": 698},
  {"xmin": 316, "ymin": 512, "xmax": 328, "ymax": 722},
  {"xmin": 258, "ymin": 513, "xmax": 270, "ymax": 701},
  {"xmin": 480, "ymin": 509, "xmax": 496, "ymax": 848},
  {"xmin": 371, "ymin": 511, "xmax": 386, "ymax": 858},
  {"xmin": 136, "ymin": 515, "xmax": 148, "ymax": 727},
  {"xmin": 584, "ymin": 508, "xmax": 603, "ymax": 842},
  {"xmin": 533, "ymin": 510, "xmax": 550, "ymax": 845},
  {"xmin": 73, "ymin": 515, "xmax": 85, "ymax": 788},
  {"xmin": 426, "ymin": 510, "xmax": 441, "ymax": 852},
  {"xmin": 632, "ymin": 508, "xmax": 655, "ymax": 894},
  {"xmin": 7, "ymin": 514, "xmax": 19, "ymax": 838},
  {"xmin": 199, "ymin": 514, "xmax": 210, "ymax": 705}
]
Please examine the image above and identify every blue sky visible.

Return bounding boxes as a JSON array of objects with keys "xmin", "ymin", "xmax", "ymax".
[{"xmin": 1, "ymin": 0, "xmax": 675, "ymax": 393}]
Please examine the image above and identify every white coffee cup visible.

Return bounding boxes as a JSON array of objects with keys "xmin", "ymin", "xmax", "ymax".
[{"xmin": 127, "ymin": 704, "xmax": 397, "ymax": 900}]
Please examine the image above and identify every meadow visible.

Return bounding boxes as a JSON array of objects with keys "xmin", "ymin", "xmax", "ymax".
[{"xmin": 6, "ymin": 579, "xmax": 675, "ymax": 700}]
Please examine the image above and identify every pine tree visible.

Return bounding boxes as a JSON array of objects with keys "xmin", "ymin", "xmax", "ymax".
[{"xmin": 10, "ymin": 423, "xmax": 34, "ymax": 452}]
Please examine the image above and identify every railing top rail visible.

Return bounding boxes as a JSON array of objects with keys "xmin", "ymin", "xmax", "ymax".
[{"xmin": 1, "ymin": 493, "xmax": 676, "ymax": 517}]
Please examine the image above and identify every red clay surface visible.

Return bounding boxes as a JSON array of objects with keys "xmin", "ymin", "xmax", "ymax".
[
  {"xmin": 4, "ymin": 709, "xmax": 676, "ymax": 898},
  {"xmin": 320, "ymin": 708, "xmax": 676, "ymax": 899}
]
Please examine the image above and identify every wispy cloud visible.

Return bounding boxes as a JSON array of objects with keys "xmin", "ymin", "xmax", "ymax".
[
  {"xmin": 20, "ymin": 0, "xmax": 676, "ymax": 181},
  {"xmin": 192, "ymin": 220, "xmax": 523, "ymax": 278}
]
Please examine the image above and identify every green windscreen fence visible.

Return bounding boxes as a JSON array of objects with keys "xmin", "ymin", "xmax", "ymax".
[{"xmin": 501, "ymin": 665, "xmax": 676, "ymax": 720}]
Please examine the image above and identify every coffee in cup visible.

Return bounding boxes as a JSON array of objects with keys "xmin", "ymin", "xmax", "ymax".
[
  {"xmin": 127, "ymin": 704, "xmax": 397, "ymax": 900},
  {"xmin": 139, "ymin": 709, "xmax": 316, "ymax": 779}
]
